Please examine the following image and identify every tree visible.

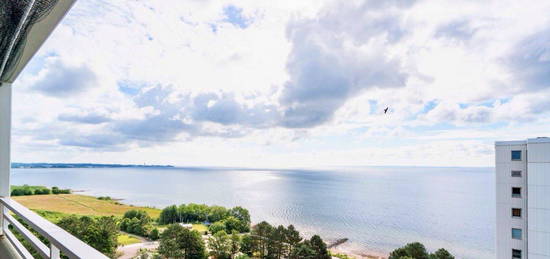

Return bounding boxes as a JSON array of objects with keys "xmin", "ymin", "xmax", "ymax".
[
  {"xmin": 309, "ymin": 235, "xmax": 331, "ymax": 259},
  {"xmin": 158, "ymin": 224, "xmax": 207, "ymax": 259},
  {"xmin": 124, "ymin": 210, "xmax": 151, "ymax": 223},
  {"xmin": 267, "ymin": 225, "xmax": 286, "ymax": 259},
  {"xmin": 252, "ymin": 221, "xmax": 273, "ymax": 258},
  {"xmin": 229, "ymin": 207, "xmax": 251, "ymax": 232},
  {"xmin": 230, "ymin": 231, "xmax": 241, "ymax": 256},
  {"xmin": 240, "ymin": 234, "xmax": 254, "ymax": 256},
  {"xmin": 121, "ymin": 210, "xmax": 151, "ymax": 236},
  {"xmin": 292, "ymin": 243, "xmax": 316, "ymax": 259},
  {"xmin": 229, "ymin": 207, "xmax": 251, "ymax": 224},
  {"xmin": 285, "ymin": 225, "xmax": 302, "ymax": 258},
  {"xmin": 389, "ymin": 242, "xmax": 430, "ymax": 259},
  {"xmin": 159, "ymin": 205, "xmax": 178, "ymax": 224},
  {"xmin": 224, "ymin": 216, "xmax": 244, "ymax": 233},
  {"xmin": 430, "ymin": 248, "xmax": 454, "ymax": 259},
  {"xmin": 389, "ymin": 247, "xmax": 409, "ymax": 259},
  {"xmin": 209, "ymin": 221, "xmax": 227, "ymax": 235},
  {"xmin": 57, "ymin": 215, "xmax": 118, "ymax": 257},
  {"xmin": 177, "ymin": 204, "xmax": 190, "ymax": 222},
  {"xmin": 208, "ymin": 230, "xmax": 231, "ymax": 259},
  {"xmin": 187, "ymin": 203, "xmax": 209, "ymax": 222},
  {"xmin": 208, "ymin": 206, "xmax": 229, "ymax": 222}
]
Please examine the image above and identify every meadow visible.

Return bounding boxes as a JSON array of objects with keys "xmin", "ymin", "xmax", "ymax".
[{"xmin": 13, "ymin": 194, "xmax": 161, "ymax": 218}]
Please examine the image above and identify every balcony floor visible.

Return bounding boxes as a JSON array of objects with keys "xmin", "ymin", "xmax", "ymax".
[{"xmin": 0, "ymin": 236, "xmax": 22, "ymax": 259}]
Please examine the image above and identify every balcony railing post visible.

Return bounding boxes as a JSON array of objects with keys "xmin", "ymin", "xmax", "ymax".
[
  {"xmin": 2, "ymin": 215, "xmax": 8, "ymax": 235},
  {"xmin": 0, "ymin": 83, "xmax": 12, "ymax": 236},
  {"xmin": 51, "ymin": 244, "xmax": 60, "ymax": 259}
]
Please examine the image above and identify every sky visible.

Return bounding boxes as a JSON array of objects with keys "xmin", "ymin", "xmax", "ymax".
[{"xmin": 10, "ymin": 0, "xmax": 550, "ymax": 168}]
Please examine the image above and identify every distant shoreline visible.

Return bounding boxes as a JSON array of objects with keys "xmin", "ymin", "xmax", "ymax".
[{"xmin": 11, "ymin": 162, "xmax": 174, "ymax": 169}]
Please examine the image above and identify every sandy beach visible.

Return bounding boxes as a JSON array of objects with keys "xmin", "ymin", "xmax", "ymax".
[{"xmin": 329, "ymin": 242, "xmax": 388, "ymax": 259}]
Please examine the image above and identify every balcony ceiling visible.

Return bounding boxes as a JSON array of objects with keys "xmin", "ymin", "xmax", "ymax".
[{"xmin": 0, "ymin": 0, "xmax": 75, "ymax": 84}]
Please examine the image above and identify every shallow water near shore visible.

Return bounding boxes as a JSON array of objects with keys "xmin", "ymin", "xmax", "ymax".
[{"xmin": 12, "ymin": 166, "xmax": 494, "ymax": 258}]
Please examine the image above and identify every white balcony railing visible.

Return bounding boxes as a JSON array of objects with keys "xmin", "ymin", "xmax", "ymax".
[{"xmin": 0, "ymin": 197, "xmax": 108, "ymax": 259}]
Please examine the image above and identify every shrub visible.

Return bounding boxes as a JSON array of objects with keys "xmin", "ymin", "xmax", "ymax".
[
  {"xmin": 149, "ymin": 228, "xmax": 160, "ymax": 240},
  {"xmin": 10, "ymin": 185, "xmax": 51, "ymax": 196},
  {"xmin": 124, "ymin": 210, "xmax": 151, "ymax": 223},
  {"xmin": 51, "ymin": 186, "xmax": 70, "ymax": 194},
  {"xmin": 11, "ymin": 189, "xmax": 24, "ymax": 196},
  {"xmin": 121, "ymin": 210, "xmax": 152, "ymax": 236},
  {"xmin": 34, "ymin": 188, "xmax": 51, "ymax": 195}
]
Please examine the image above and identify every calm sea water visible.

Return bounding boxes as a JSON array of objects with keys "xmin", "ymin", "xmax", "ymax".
[{"xmin": 11, "ymin": 166, "xmax": 494, "ymax": 258}]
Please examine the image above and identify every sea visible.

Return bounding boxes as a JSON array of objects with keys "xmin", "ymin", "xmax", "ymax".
[{"xmin": 11, "ymin": 166, "xmax": 494, "ymax": 258}]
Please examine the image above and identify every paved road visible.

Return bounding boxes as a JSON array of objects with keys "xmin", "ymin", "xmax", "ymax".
[{"xmin": 117, "ymin": 241, "xmax": 159, "ymax": 259}]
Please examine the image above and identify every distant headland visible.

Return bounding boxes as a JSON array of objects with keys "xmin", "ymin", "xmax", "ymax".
[{"xmin": 11, "ymin": 163, "xmax": 174, "ymax": 169}]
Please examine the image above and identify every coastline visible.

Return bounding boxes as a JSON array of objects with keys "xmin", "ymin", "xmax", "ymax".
[
  {"xmin": 82, "ymin": 192, "xmax": 391, "ymax": 259},
  {"xmin": 15, "ymin": 189, "xmax": 391, "ymax": 259},
  {"xmin": 328, "ymin": 241, "xmax": 388, "ymax": 259},
  {"xmin": 330, "ymin": 248, "xmax": 388, "ymax": 259}
]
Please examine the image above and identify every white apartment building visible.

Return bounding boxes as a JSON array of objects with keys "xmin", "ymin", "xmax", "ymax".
[{"xmin": 496, "ymin": 138, "xmax": 550, "ymax": 259}]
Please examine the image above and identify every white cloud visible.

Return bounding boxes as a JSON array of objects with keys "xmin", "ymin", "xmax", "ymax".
[{"xmin": 10, "ymin": 0, "xmax": 550, "ymax": 167}]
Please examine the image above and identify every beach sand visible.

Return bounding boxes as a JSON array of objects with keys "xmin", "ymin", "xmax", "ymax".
[
  {"xmin": 329, "ymin": 242, "xmax": 388, "ymax": 259},
  {"xmin": 330, "ymin": 248, "xmax": 388, "ymax": 259}
]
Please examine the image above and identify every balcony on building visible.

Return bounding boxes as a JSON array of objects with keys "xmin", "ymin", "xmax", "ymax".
[{"xmin": 0, "ymin": 1, "xmax": 108, "ymax": 258}]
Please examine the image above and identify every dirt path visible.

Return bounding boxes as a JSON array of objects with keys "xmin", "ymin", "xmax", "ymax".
[{"xmin": 117, "ymin": 241, "xmax": 159, "ymax": 259}]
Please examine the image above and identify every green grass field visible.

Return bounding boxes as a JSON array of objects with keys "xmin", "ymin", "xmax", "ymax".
[
  {"xmin": 34, "ymin": 210, "xmax": 71, "ymax": 223},
  {"xmin": 156, "ymin": 223, "xmax": 208, "ymax": 234},
  {"xmin": 13, "ymin": 194, "xmax": 161, "ymax": 218},
  {"xmin": 117, "ymin": 234, "xmax": 142, "ymax": 246},
  {"xmin": 192, "ymin": 224, "xmax": 208, "ymax": 233}
]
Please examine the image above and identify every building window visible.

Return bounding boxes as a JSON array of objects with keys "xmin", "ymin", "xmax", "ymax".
[
  {"xmin": 512, "ymin": 228, "xmax": 522, "ymax": 240},
  {"xmin": 512, "ymin": 249, "xmax": 522, "ymax": 259},
  {"xmin": 511, "ymin": 170, "xmax": 522, "ymax": 177},
  {"xmin": 512, "ymin": 208, "xmax": 522, "ymax": 218},
  {"xmin": 511, "ymin": 150, "xmax": 522, "ymax": 161},
  {"xmin": 512, "ymin": 187, "xmax": 521, "ymax": 198}
]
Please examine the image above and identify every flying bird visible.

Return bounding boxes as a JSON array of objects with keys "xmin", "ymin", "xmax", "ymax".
[{"xmin": 384, "ymin": 107, "xmax": 389, "ymax": 114}]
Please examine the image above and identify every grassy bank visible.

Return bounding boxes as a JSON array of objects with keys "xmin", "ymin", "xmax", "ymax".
[
  {"xmin": 117, "ymin": 234, "xmax": 142, "ymax": 246},
  {"xmin": 13, "ymin": 194, "xmax": 161, "ymax": 218}
]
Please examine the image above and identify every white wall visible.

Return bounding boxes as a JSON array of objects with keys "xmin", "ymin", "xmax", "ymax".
[
  {"xmin": 496, "ymin": 143, "xmax": 527, "ymax": 259},
  {"xmin": 528, "ymin": 142, "xmax": 550, "ymax": 259},
  {"xmin": 0, "ymin": 83, "xmax": 11, "ymax": 236},
  {"xmin": 0, "ymin": 83, "xmax": 11, "ymax": 197}
]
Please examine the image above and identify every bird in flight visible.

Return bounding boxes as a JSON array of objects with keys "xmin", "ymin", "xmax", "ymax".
[{"xmin": 384, "ymin": 107, "xmax": 389, "ymax": 114}]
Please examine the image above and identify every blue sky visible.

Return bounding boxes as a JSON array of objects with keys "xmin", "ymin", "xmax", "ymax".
[{"xmin": 10, "ymin": 0, "xmax": 550, "ymax": 167}]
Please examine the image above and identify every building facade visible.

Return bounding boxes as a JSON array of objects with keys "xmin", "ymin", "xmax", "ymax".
[{"xmin": 496, "ymin": 138, "xmax": 550, "ymax": 259}]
